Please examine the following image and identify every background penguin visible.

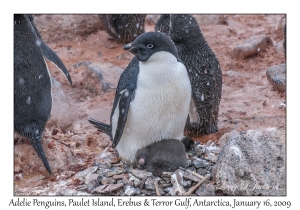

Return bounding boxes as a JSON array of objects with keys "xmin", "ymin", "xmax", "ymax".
[
  {"xmin": 154, "ymin": 14, "xmax": 170, "ymax": 35},
  {"xmin": 135, "ymin": 139, "xmax": 187, "ymax": 176},
  {"xmin": 14, "ymin": 14, "xmax": 72, "ymax": 174},
  {"xmin": 99, "ymin": 14, "xmax": 146, "ymax": 44},
  {"xmin": 156, "ymin": 14, "xmax": 222, "ymax": 136},
  {"xmin": 89, "ymin": 31, "xmax": 199, "ymax": 163}
]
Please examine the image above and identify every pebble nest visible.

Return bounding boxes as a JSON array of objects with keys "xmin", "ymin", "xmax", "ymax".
[{"xmin": 63, "ymin": 140, "xmax": 220, "ymax": 196}]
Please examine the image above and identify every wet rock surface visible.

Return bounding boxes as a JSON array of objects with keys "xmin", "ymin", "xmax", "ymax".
[{"xmin": 14, "ymin": 14, "xmax": 286, "ymax": 196}]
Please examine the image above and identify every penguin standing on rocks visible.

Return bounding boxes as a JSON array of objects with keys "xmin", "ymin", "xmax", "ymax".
[
  {"xmin": 89, "ymin": 31, "xmax": 199, "ymax": 163},
  {"xmin": 14, "ymin": 14, "xmax": 72, "ymax": 174},
  {"xmin": 155, "ymin": 14, "xmax": 222, "ymax": 136},
  {"xmin": 135, "ymin": 139, "xmax": 187, "ymax": 176},
  {"xmin": 99, "ymin": 14, "xmax": 146, "ymax": 44}
]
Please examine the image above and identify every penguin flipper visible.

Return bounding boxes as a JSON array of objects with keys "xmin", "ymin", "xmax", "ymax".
[
  {"xmin": 88, "ymin": 118, "xmax": 112, "ymax": 139},
  {"xmin": 112, "ymin": 89, "xmax": 132, "ymax": 148},
  {"xmin": 39, "ymin": 41, "xmax": 72, "ymax": 85}
]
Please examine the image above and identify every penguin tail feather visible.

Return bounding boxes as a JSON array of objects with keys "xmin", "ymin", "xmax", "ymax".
[
  {"xmin": 88, "ymin": 118, "xmax": 112, "ymax": 139},
  {"xmin": 31, "ymin": 137, "xmax": 52, "ymax": 174}
]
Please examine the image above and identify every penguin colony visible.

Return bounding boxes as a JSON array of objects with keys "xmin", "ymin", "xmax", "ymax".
[
  {"xmin": 155, "ymin": 14, "xmax": 222, "ymax": 136},
  {"xmin": 89, "ymin": 31, "xmax": 199, "ymax": 165},
  {"xmin": 99, "ymin": 14, "xmax": 147, "ymax": 44},
  {"xmin": 14, "ymin": 14, "xmax": 72, "ymax": 174}
]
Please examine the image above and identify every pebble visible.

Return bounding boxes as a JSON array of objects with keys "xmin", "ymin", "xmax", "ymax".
[
  {"xmin": 131, "ymin": 169, "xmax": 152, "ymax": 179},
  {"xmin": 129, "ymin": 175, "xmax": 141, "ymax": 188},
  {"xmin": 101, "ymin": 177, "xmax": 116, "ymax": 185},
  {"xmin": 124, "ymin": 185, "xmax": 141, "ymax": 196},
  {"xmin": 192, "ymin": 157, "xmax": 209, "ymax": 168},
  {"xmin": 92, "ymin": 183, "xmax": 124, "ymax": 194}
]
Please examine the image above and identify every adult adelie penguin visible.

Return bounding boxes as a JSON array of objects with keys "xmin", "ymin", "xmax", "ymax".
[
  {"xmin": 89, "ymin": 31, "xmax": 199, "ymax": 163},
  {"xmin": 154, "ymin": 14, "xmax": 170, "ymax": 35},
  {"xmin": 168, "ymin": 14, "xmax": 222, "ymax": 136},
  {"xmin": 99, "ymin": 14, "xmax": 146, "ymax": 44},
  {"xmin": 14, "ymin": 14, "xmax": 72, "ymax": 174}
]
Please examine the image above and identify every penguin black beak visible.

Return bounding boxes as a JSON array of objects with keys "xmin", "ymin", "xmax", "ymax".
[{"xmin": 123, "ymin": 43, "xmax": 134, "ymax": 51}]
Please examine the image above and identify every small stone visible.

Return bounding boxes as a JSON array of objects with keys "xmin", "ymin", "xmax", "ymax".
[
  {"xmin": 131, "ymin": 169, "xmax": 151, "ymax": 179},
  {"xmin": 196, "ymin": 168, "xmax": 207, "ymax": 176},
  {"xmin": 92, "ymin": 183, "xmax": 124, "ymax": 194},
  {"xmin": 124, "ymin": 185, "xmax": 141, "ymax": 196},
  {"xmin": 106, "ymin": 168, "xmax": 124, "ymax": 177},
  {"xmin": 182, "ymin": 180, "xmax": 192, "ymax": 188},
  {"xmin": 195, "ymin": 181, "xmax": 215, "ymax": 196},
  {"xmin": 141, "ymin": 189, "xmax": 155, "ymax": 196},
  {"xmin": 129, "ymin": 175, "xmax": 141, "ymax": 188},
  {"xmin": 95, "ymin": 162, "xmax": 111, "ymax": 169},
  {"xmin": 101, "ymin": 177, "xmax": 116, "ymax": 185},
  {"xmin": 87, "ymin": 180, "xmax": 99, "ymax": 192},
  {"xmin": 97, "ymin": 168, "xmax": 111, "ymax": 177},
  {"xmin": 84, "ymin": 173, "xmax": 99, "ymax": 185},
  {"xmin": 145, "ymin": 177, "xmax": 155, "ymax": 190},
  {"xmin": 112, "ymin": 174, "xmax": 125, "ymax": 180},
  {"xmin": 183, "ymin": 171, "xmax": 201, "ymax": 182},
  {"xmin": 73, "ymin": 166, "xmax": 98, "ymax": 185},
  {"xmin": 192, "ymin": 157, "xmax": 209, "ymax": 169},
  {"xmin": 170, "ymin": 174, "xmax": 186, "ymax": 196}
]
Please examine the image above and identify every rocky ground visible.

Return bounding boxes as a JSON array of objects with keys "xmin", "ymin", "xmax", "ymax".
[{"xmin": 14, "ymin": 14, "xmax": 286, "ymax": 196}]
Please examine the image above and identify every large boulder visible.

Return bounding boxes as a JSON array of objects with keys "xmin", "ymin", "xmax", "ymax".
[
  {"xmin": 213, "ymin": 128, "xmax": 286, "ymax": 196},
  {"xmin": 33, "ymin": 15, "xmax": 102, "ymax": 42}
]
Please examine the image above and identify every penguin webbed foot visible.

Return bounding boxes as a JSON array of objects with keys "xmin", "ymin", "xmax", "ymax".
[{"xmin": 204, "ymin": 125, "xmax": 219, "ymax": 134}]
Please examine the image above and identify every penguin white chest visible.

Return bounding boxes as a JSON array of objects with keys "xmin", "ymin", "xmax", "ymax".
[{"xmin": 113, "ymin": 51, "xmax": 191, "ymax": 162}]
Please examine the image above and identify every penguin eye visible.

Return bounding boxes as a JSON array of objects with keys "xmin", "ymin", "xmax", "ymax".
[{"xmin": 147, "ymin": 44, "xmax": 153, "ymax": 49}]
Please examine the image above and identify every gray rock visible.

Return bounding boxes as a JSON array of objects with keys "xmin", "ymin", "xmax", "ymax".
[
  {"xmin": 129, "ymin": 175, "xmax": 141, "ymax": 188},
  {"xmin": 195, "ymin": 181, "xmax": 215, "ymax": 196},
  {"xmin": 266, "ymin": 64, "xmax": 286, "ymax": 92},
  {"xmin": 76, "ymin": 62, "xmax": 124, "ymax": 96},
  {"xmin": 145, "ymin": 177, "xmax": 156, "ymax": 191},
  {"xmin": 196, "ymin": 168, "xmax": 208, "ymax": 176},
  {"xmin": 87, "ymin": 180, "xmax": 99, "ymax": 192},
  {"xmin": 213, "ymin": 128, "xmax": 286, "ymax": 196},
  {"xmin": 48, "ymin": 78, "xmax": 76, "ymax": 129},
  {"xmin": 84, "ymin": 173, "xmax": 99, "ymax": 185},
  {"xmin": 92, "ymin": 183, "xmax": 124, "ymax": 194},
  {"xmin": 192, "ymin": 157, "xmax": 209, "ymax": 168},
  {"xmin": 183, "ymin": 171, "xmax": 201, "ymax": 182},
  {"xmin": 101, "ymin": 177, "xmax": 116, "ymax": 185},
  {"xmin": 97, "ymin": 168, "xmax": 111, "ymax": 177},
  {"xmin": 232, "ymin": 35, "xmax": 273, "ymax": 59},
  {"xmin": 141, "ymin": 189, "xmax": 155, "ymax": 196},
  {"xmin": 33, "ymin": 14, "xmax": 102, "ymax": 42},
  {"xmin": 131, "ymin": 169, "xmax": 152, "ymax": 180},
  {"xmin": 124, "ymin": 185, "xmax": 141, "ymax": 196},
  {"xmin": 193, "ymin": 15, "xmax": 227, "ymax": 27},
  {"xmin": 170, "ymin": 170, "xmax": 186, "ymax": 195},
  {"xmin": 73, "ymin": 166, "xmax": 98, "ymax": 185}
]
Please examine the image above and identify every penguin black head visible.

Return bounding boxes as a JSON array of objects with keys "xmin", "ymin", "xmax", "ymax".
[
  {"xmin": 170, "ymin": 14, "xmax": 204, "ymax": 46},
  {"xmin": 123, "ymin": 31, "xmax": 179, "ymax": 62}
]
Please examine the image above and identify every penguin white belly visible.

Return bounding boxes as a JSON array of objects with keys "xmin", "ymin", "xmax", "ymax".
[{"xmin": 113, "ymin": 52, "xmax": 191, "ymax": 163}]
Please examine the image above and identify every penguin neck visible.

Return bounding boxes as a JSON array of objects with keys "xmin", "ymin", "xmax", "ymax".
[{"xmin": 139, "ymin": 51, "xmax": 179, "ymax": 80}]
